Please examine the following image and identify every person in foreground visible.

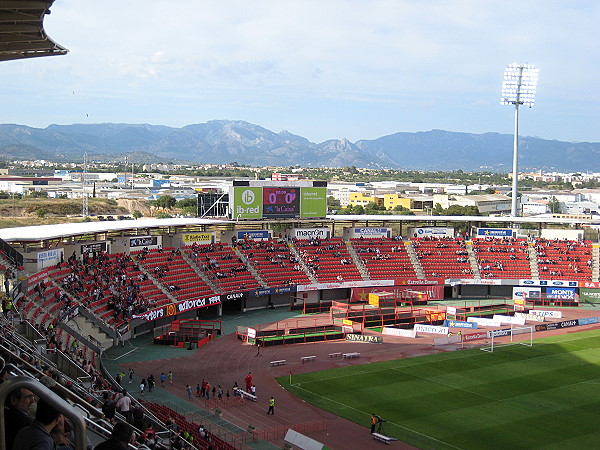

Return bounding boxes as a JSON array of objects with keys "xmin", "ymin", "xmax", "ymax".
[
  {"xmin": 12, "ymin": 397, "xmax": 64, "ymax": 450},
  {"xmin": 94, "ymin": 421, "xmax": 135, "ymax": 450}
]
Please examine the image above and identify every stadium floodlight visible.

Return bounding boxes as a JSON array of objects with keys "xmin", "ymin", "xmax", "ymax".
[{"xmin": 501, "ymin": 63, "xmax": 539, "ymax": 217}]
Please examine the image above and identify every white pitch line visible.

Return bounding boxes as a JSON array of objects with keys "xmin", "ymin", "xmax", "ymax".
[
  {"xmin": 113, "ymin": 347, "xmax": 139, "ymax": 360},
  {"xmin": 291, "ymin": 384, "xmax": 461, "ymax": 449}
]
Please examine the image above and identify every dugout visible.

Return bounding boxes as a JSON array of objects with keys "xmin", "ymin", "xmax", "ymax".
[
  {"xmin": 330, "ymin": 301, "xmax": 443, "ymax": 330},
  {"xmin": 451, "ymin": 302, "xmax": 514, "ymax": 321},
  {"xmin": 153, "ymin": 319, "xmax": 221, "ymax": 348}
]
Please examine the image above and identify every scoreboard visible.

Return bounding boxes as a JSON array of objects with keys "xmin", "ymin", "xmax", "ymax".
[
  {"xmin": 263, "ymin": 187, "xmax": 300, "ymax": 217},
  {"xmin": 231, "ymin": 182, "xmax": 327, "ymax": 219}
]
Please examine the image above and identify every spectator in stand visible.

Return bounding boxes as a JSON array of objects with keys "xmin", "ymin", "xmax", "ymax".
[
  {"xmin": 12, "ymin": 397, "xmax": 64, "ymax": 450},
  {"xmin": 116, "ymin": 389, "xmax": 132, "ymax": 423},
  {"xmin": 102, "ymin": 391, "xmax": 116, "ymax": 424},
  {"xmin": 94, "ymin": 421, "xmax": 135, "ymax": 450},
  {"xmin": 4, "ymin": 387, "xmax": 35, "ymax": 449}
]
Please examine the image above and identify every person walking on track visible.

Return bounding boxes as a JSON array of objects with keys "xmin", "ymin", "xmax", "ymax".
[{"xmin": 267, "ymin": 396, "xmax": 275, "ymax": 415}]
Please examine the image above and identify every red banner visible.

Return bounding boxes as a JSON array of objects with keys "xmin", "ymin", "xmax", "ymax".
[{"xmin": 463, "ymin": 331, "xmax": 488, "ymax": 342}]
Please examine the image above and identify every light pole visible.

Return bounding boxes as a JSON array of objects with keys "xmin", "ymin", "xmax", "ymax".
[{"xmin": 501, "ymin": 63, "xmax": 539, "ymax": 217}]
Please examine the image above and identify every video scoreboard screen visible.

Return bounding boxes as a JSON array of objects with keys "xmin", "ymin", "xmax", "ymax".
[
  {"xmin": 231, "ymin": 183, "xmax": 327, "ymax": 219},
  {"xmin": 263, "ymin": 187, "xmax": 300, "ymax": 218}
]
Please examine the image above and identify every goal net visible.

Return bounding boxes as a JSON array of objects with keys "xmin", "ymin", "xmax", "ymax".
[{"xmin": 480, "ymin": 326, "xmax": 534, "ymax": 353}]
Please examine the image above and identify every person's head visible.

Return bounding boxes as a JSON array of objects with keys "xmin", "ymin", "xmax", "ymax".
[
  {"xmin": 111, "ymin": 421, "xmax": 134, "ymax": 444},
  {"xmin": 35, "ymin": 397, "xmax": 63, "ymax": 428},
  {"xmin": 7, "ymin": 387, "xmax": 35, "ymax": 412}
]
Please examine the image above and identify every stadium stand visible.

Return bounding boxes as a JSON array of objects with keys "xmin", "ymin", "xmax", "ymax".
[
  {"xmin": 535, "ymin": 239, "xmax": 593, "ymax": 281},
  {"xmin": 472, "ymin": 237, "xmax": 532, "ymax": 279},
  {"xmin": 134, "ymin": 247, "xmax": 216, "ymax": 302},
  {"xmin": 184, "ymin": 242, "xmax": 262, "ymax": 292},
  {"xmin": 236, "ymin": 238, "xmax": 312, "ymax": 287},
  {"xmin": 410, "ymin": 237, "xmax": 474, "ymax": 278},
  {"xmin": 294, "ymin": 237, "xmax": 363, "ymax": 282},
  {"xmin": 351, "ymin": 237, "xmax": 418, "ymax": 279}
]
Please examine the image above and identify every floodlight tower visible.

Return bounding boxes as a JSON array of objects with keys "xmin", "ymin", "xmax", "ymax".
[{"xmin": 501, "ymin": 63, "xmax": 539, "ymax": 216}]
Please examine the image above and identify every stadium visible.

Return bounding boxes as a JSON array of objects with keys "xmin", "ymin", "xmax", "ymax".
[{"xmin": 2, "ymin": 3, "xmax": 600, "ymax": 450}]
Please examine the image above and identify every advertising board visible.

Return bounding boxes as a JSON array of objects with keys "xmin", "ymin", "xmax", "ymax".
[
  {"xmin": 81, "ymin": 242, "xmax": 108, "ymax": 254},
  {"xmin": 580, "ymin": 288, "xmax": 600, "ymax": 303},
  {"xmin": 294, "ymin": 228, "xmax": 330, "ymax": 240},
  {"xmin": 130, "ymin": 236, "xmax": 159, "ymax": 248},
  {"xmin": 181, "ymin": 233, "xmax": 214, "ymax": 244},
  {"xmin": 414, "ymin": 324, "xmax": 449, "ymax": 335},
  {"xmin": 300, "ymin": 187, "xmax": 327, "ymax": 218},
  {"xmin": 237, "ymin": 230, "xmax": 271, "ymax": 240},
  {"xmin": 477, "ymin": 228, "xmax": 513, "ymax": 237},
  {"xmin": 232, "ymin": 187, "xmax": 263, "ymax": 219},
  {"xmin": 545, "ymin": 287, "xmax": 576, "ymax": 300},
  {"xmin": 513, "ymin": 286, "xmax": 541, "ymax": 301},
  {"xmin": 37, "ymin": 249, "xmax": 63, "ymax": 270},
  {"xmin": 231, "ymin": 186, "xmax": 327, "ymax": 219},
  {"xmin": 351, "ymin": 227, "xmax": 391, "ymax": 239},
  {"xmin": 409, "ymin": 227, "xmax": 454, "ymax": 238}
]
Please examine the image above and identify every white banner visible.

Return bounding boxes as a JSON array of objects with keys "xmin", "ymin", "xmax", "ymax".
[
  {"xmin": 296, "ymin": 279, "xmax": 393, "ymax": 292},
  {"xmin": 414, "ymin": 324, "xmax": 449, "ymax": 335},
  {"xmin": 513, "ymin": 286, "xmax": 542, "ymax": 300},
  {"xmin": 293, "ymin": 227, "xmax": 330, "ymax": 240},
  {"xmin": 530, "ymin": 310, "xmax": 562, "ymax": 319},
  {"xmin": 467, "ymin": 317, "xmax": 502, "ymax": 327},
  {"xmin": 447, "ymin": 306, "xmax": 457, "ymax": 315},
  {"xmin": 37, "ymin": 249, "xmax": 63, "ymax": 270},
  {"xmin": 409, "ymin": 227, "xmax": 454, "ymax": 238},
  {"xmin": 460, "ymin": 278, "xmax": 503, "ymax": 285},
  {"xmin": 247, "ymin": 328, "xmax": 256, "ymax": 339},
  {"xmin": 519, "ymin": 279, "xmax": 579, "ymax": 287},
  {"xmin": 514, "ymin": 312, "xmax": 545, "ymax": 322},
  {"xmin": 352, "ymin": 227, "xmax": 391, "ymax": 238},
  {"xmin": 383, "ymin": 327, "xmax": 417, "ymax": 338},
  {"xmin": 493, "ymin": 314, "xmax": 526, "ymax": 325}
]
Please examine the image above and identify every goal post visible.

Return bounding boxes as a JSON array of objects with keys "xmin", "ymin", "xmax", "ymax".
[{"xmin": 480, "ymin": 325, "xmax": 534, "ymax": 353}]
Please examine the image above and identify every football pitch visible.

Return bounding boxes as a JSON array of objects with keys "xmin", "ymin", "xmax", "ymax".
[{"xmin": 277, "ymin": 329, "xmax": 600, "ymax": 449}]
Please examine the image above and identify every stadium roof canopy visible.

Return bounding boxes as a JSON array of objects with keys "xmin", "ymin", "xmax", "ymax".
[
  {"xmin": 1, "ymin": 214, "xmax": 598, "ymax": 245},
  {"xmin": 0, "ymin": 218, "xmax": 233, "ymax": 242},
  {"xmin": 0, "ymin": 0, "xmax": 68, "ymax": 62}
]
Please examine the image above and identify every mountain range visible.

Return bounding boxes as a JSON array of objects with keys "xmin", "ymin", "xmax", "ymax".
[{"xmin": 0, "ymin": 121, "xmax": 598, "ymax": 172}]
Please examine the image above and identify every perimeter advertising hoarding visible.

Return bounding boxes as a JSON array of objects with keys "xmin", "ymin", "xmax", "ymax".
[
  {"xmin": 580, "ymin": 288, "xmax": 600, "ymax": 303},
  {"xmin": 231, "ymin": 186, "xmax": 326, "ymax": 219},
  {"xmin": 545, "ymin": 287, "xmax": 576, "ymax": 300}
]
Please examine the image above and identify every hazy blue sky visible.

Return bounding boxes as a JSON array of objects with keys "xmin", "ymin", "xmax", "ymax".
[{"xmin": 2, "ymin": 0, "xmax": 599, "ymax": 144}]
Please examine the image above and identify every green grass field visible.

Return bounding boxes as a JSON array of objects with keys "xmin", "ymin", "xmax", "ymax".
[{"xmin": 277, "ymin": 329, "xmax": 600, "ymax": 449}]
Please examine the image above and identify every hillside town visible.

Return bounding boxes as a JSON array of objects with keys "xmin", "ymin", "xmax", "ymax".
[{"xmin": 1, "ymin": 163, "xmax": 599, "ymax": 219}]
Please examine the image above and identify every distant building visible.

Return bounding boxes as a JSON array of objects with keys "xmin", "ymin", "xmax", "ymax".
[
  {"xmin": 271, "ymin": 173, "xmax": 306, "ymax": 181},
  {"xmin": 522, "ymin": 200, "xmax": 549, "ymax": 216},
  {"xmin": 433, "ymin": 193, "xmax": 511, "ymax": 214}
]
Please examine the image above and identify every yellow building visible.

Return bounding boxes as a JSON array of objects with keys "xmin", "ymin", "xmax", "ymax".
[
  {"xmin": 348, "ymin": 192, "xmax": 384, "ymax": 207},
  {"xmin": 383, "ymin": 194, "xmax": 412, "ymax": 210}
]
